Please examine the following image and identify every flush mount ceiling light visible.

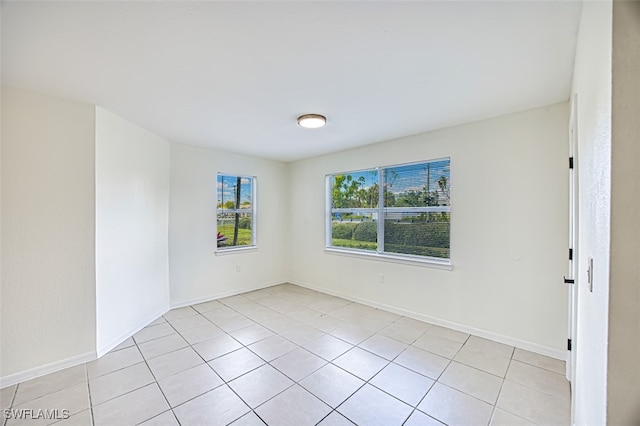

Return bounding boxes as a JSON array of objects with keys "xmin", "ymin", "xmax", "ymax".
[{"xmin": 297, "ymin": 114, "xmax": 326, "ymax": 129}]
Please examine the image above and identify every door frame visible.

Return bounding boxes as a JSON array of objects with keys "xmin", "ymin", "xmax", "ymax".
[{"xmin": 567, "ymin": 94, "xmax": 579, "ymax": 385}]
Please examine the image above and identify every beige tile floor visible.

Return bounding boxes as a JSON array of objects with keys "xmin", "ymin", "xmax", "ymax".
[{"xmin": 1, "ymin": 284, "xmax": 571, "ymax": 426}]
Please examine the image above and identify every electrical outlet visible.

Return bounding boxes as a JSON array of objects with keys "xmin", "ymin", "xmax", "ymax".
[
  {"xmin": 378, "ymin": 273, "xmax": 384, "ymax": 284},
  {"xmin": 235, "ymin": 264, "xmax": 241, "ymax": 273}
]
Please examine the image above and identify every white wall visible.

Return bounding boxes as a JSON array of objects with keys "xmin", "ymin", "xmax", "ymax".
[
  {"xmin": 608, "ymin": 1, "xmax": 640, "ymax": 423},
  {"xmin": 169, "ymin": 143, "xmax": 288, "ymax": 306},
  {"xmin": 1, "ymin": 86, "xmax": 96, "ymax": 382},
  {"xmin": 289, "ymin": 103, "xmax": 569, "ymax": 356},
  {"xmin": 570, "ymin": 2, "xmax": 612, "ymax": 425},
  {"xmin": 95, "ymin": 108, "xmax": 170, "ymax": 356}
]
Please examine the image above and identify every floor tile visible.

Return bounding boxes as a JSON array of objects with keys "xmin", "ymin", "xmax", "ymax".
[
  {"xmin": 208, "ymin": 347, "xmax": 265, "ymax": 382},
  {"xmin": 280, "ymin": 324, "xmax": 325, "ymax": 346},
  {"xmin": 258, "ymin": 314, "xmax": 301, "ymax": 334},
  {"xmin": 330, "ymin": 324, "xmax": 375, "ymax": 345},
  {"xmin": 453, "ymin": 345, "xmax": 512, "ymax": 377},
  {"xmin": 496, "ymin": 380, "xmax": 570, "ymax": 425},
  {"xmin": 48, "ymin": 408, "xmax": 93, "ymax": 425},
  {"xmin": 192, "ymin": 333, "xmax": 243, "ymax": 361},
  {"xmin": 463, "ymin": 336, "xmax": 514, "ymax": 359},
  {"xmin": 89, "ymin": 362, "xmax": 155, "ymax": 405},
  {"xmin": 438, "ymin": 361, "xmax": 503, "ymax": 404},
  {"xmin": 412, "ymin": 334, "xmax": 464, "ymax": 359},
  {"xmin": 11, "ymin": 382, "xmax": 89, "ymax": 419},
  {"xmin": 14, "ymin": 365, "xmax": 86, "ymax": 405},
  {"xmin": 146, "ymin": 347, "xmax": 203, "ymax": 380},
  {"xmin": 138, "ymin": 333, "xmax": 189, "ymax": 360},
  {"xmin": 404, "ymin": 410, "xmax": 445, "ymax": 426},
  {"xmin": 299, "ymin": 363, "xmax": 364, "ymax": 408},
  {"xmin": 506, "ymin": 360, "xmax": 570, "ymax": 400},
  {"xmin": 138, "ymin": 410, "xmax": 179, "ymax": 425},
  {"xmin": 192, "ymin": 299, "xmax": 225, "ymax": 314},
  {"xmin": 230, "ymin": 411, "xmax": 267, "ymax": 426},
  {"xmin": 93, "ymin": 383, "xmax": 169, "ymax": 426},
  {"xmin": 512, "ymin": 348, "xmax": 566, "ymax": 375},
  {"xmin": 173, "ymin": 385, "xmax": 250, "ymax": 426},
  {"xmin": 230, "ymin": 323, "xmax": 275, "ymax": 346},
  {"xmin": 157, "ymin": 363, "xmax": 223, "ymax": 407},
  {"xmin": 424, "ymin": 325, "xmax": 469, "ymax": 343},
  {"xmin": 333, "ymin": 347, "xmax": 388, "ymax": 381},
  {"xmin": 148, "ymin": 317, "xmax": 167, "ymax": 326},
  {"xmin": 228, "ymin": 364, "xmax": 293, "ymax": 408},
  {"xmin": 359, "ymin": 334, "xmax": 408, "ymax": 360},
  {"xmin": 286, "ymin": 307, "xmax": 325, "ymax": 324},
  {"xmin": 418, "ymin": 383, "xmax": 493, "ymax": 426},
  {"xmin": 167, "ymin": 314, "xmax": 211, "ymax": 332},
  {"xmin": 338, "ymin": 384, "xmax": 413, "ymax": 426},
  {"xmin": 303, "ymin": 334, "xmax": 353, "ymax": 361},
  {"xmin": 1, "ymin": 384, "xmax": 16, "ymax": 410},
  {"xmin": 213, "ymin": 314, "xmax": 255, "ymax": 333},
  {"xmin": 163, "ymin": 306, "xmax": 198, "ymax": 321},
  {"xmin": 490, "ymin": 408, "xmax": 535, "ymax": 426},
  {"xmin": 307, "ymin": 315, "xmax": 347, "ymax": 333},
  {"xmin": 370, "ymin": 363, "xmax": 434, "ymax": 406},
  {"xmin": 379, "ymin": 322, "xmax": 427, "ymax": 345},
  {"xmin": 133, "ymin": 322, "xmax": 175, "ymax": 344},
  {"xmin": 329, "ymin": 304, "xmax": 376, "ymax": 322},
  {"xmin": 112, "ymin": 337, "xmax": 135, "ymax": 352},
  {"xmin": 255, "ymin": 384, "xmax": 331, "ymax": 426},
  {"xmin": 248, "ymin": 335, "xmax": 298, "ymax": 361},
  {"xmin": 316, "ymin": 411, "xmax": 355, "ymax": 426},
  {"xmin": 201, "ymin": 306, "xmax": 239, "ymax": 323},
  {"xmin": 394, "ymin": 347, "xmax": 449, "ymax": 380},
  {"xmin": 271, "ymin": 348, "xmax": 327, "ymax": 381},
  {"xmin": 178, "ymin": 323, "xmax": 224, "ymax": 345}
]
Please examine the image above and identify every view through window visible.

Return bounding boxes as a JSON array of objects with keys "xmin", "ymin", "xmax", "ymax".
[
  {"xmin": 217, "ymin": 174, "xmax": 256, "ymax": 250},
  {"xmin": 328, "ymin": 159, "xmax": 450, "ymax": 261}
]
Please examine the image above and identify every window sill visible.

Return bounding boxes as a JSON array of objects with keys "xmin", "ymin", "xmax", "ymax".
[
  {"xmin": 215, "ymin": 246, "xmax": 257, "ymax": 256},
  {"xmin": 324, "ymin": 247, "xmax": 452, "ymax": 270}
]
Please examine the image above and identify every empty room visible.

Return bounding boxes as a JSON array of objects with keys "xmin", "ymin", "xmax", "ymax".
[{"xmin": 1, "ymin": 1, "xmax": 638, "ymax": 425}]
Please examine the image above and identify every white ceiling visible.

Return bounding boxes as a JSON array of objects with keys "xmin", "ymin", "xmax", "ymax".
[{"xmin": 1, "ymin": 1, "xmax": 582, "ymax": 162}]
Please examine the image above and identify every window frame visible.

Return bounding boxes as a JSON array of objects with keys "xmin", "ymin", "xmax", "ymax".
[
  {"xmin": 325, "ymin": 159, "xmax": 451, "ymax": 268},
  {"xmin": 216, "ymin": 173, "xmax": 257, "ymax": 254}
]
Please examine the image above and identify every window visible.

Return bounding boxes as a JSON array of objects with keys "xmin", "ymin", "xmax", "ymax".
[
  {"xmin": 217, "ymin": 174, "xmax": 256, "ymax": 250},
  {"xmin": 327, "ymin": 159, "xmax": 450, "ymax": 262}
]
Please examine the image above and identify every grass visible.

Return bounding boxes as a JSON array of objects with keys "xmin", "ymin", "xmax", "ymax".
[
  {"xmin": 218, "ymin": 223, "xmax": 252, "ymax": 246},
  {"xmin": 332, "ymin": 238, "xmax": 449, "ymax": 258}
]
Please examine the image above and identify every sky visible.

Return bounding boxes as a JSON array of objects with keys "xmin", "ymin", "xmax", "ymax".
[
  {"xmin": 335, "ymin": 160, "xmax": 450, "ymax": 195},
  {"xmin": 217, "ymin": 175, "xmax": 253, "ymax": 205}
]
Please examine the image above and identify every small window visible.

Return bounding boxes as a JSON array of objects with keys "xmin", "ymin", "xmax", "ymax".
[
  {"xmin": 327, "ymin": 159, "xmax": 450, "ymax": 262},
  {"xmin": 217, "ymin": 174, "xmax": 256, "ymax": 250}
]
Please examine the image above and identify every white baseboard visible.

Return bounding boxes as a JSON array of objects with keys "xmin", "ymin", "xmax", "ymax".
[
  {"xmin": 0, "ymin": 350, "xmax": 97, "ymax": 389},
  {"xmin": 96, "ymin": 304, "xmax": 170, "ymax": 357},
  {"xmin": 289, "ymin": 279, "xmax": 566, "ymax": 361},
  {"xmin": 170, "ymin": 280, "xmax": 284, "ymax": 309}
]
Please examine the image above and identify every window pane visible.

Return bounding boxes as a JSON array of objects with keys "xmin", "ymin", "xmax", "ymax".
[
  {"xmin": 384, "ymin": 211, "xmax": 450, "ymax": 258},
  {"xmin": 384, "ymin": 160, "xmax": 450, "ymax": 207},
  {"xmin": 217, "ymin": 174, "xmax": 254, "ymax": 248},
  {"xmin": 330, "ymin": 170, "xmax": 379, "ymax": 209},
  {"xmin": 331, "ymin": 212, "xmax": 377, "ymax": 252}
]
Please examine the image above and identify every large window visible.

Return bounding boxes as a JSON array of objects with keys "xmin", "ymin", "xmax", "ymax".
[
  {"xmin": 217, "ymin": 174, "xmax": 256, "ymax": 250},
  {"xmin": 327, "ymin": 159, "xmax": 450, "ymax": 262}
]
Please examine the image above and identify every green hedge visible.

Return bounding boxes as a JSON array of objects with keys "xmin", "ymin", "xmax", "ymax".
[
  {"xmin": 353, "ymin": 222, "xmax": 377, "ymax": 242},
  {"xmin": 384, "ymin": 244, "xmax": 449, "ymax": 258},
  {"xmin": 239, "ymin": 217, "xmax": 252, "ymax": 229},
  {"xmin": 384, "ymin": 222, "xmax": 449, "ymax": 249},
  {"xmin": 332, "ymin": 223, "xmax": 357, "ymax": 240}
]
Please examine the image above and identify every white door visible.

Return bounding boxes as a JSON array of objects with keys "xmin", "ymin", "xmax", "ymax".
[{"xmin": 567, "ymin": 95, "xmax": 578, "ymax": 384}]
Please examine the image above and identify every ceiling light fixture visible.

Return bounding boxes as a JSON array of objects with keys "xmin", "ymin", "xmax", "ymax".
[{"xmin": 297, "ymin": 114, "xmax": 326, "ymax": 129}]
